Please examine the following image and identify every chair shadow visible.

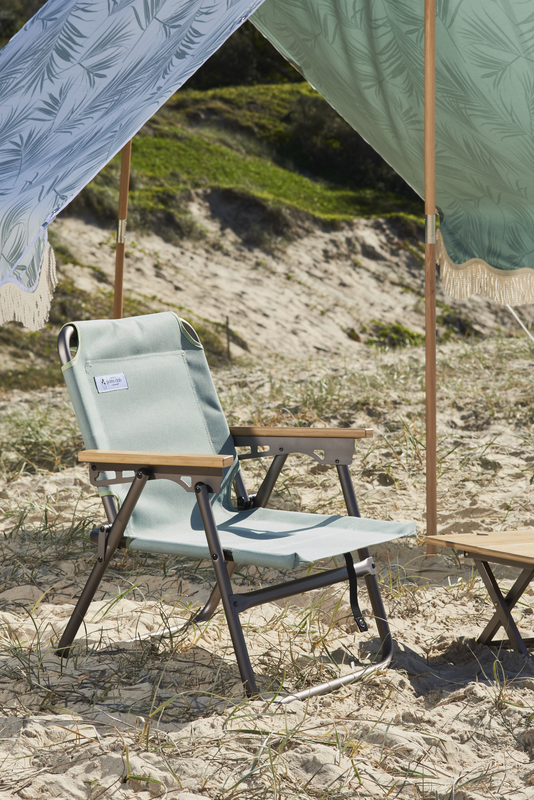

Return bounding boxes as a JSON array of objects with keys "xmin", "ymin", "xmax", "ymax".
[{"xmin": 373, "ymin": 636, "xmax": 534, "ymax": 698}]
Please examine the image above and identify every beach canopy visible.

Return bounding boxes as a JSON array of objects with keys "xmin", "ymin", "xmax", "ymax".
[
  {"xmin": 0, "ymin": 0, "xmax": 264, "ymax": 329},
  {"xmin": 2, "ymin": 0, "xmax": 534, "ymax": 329},
  {"xmin": 253, "ymin": 0, "xmax": 534, "ymax": 307}
]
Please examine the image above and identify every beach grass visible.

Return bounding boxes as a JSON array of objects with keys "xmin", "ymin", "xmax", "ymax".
[
  {"xmin": 0, "ymin": 338, "xmax": 534, "ymax": 800},
  {"xmin": 1, "ymin": 312, "xmax": 534, "ymax": 798}
]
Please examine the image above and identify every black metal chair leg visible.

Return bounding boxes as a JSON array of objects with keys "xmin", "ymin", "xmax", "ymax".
[
  {"xmin": 336, "ymin": 464, "xmax": 360, "ymax": 518},
  {"xmin": 358, "ymin": 547, "xmax": 392, "ymax": 659},
  {"xmin": 195, "ymin": 483, "xmax": 258, "ymax": 696},
  {"xmin": 56, "ymin": 469, "xmax": 150, "ymax": 658},
  {"xmin": 337, "ymin": 466, "xmax": 393, "ymax": 652},
  {"xmin": 102, "ymin": 494, "xmax": 118, "ymax": 524},
  {"xmin": 233, "ymin": 471, "xmax": 250, "ymax": 507},
  {"xmin": 193, "ymin": 467, "xmax": 394, "ymax": 702},
  {"xmin": 338, "ymin": 467, "xmax": 392, "ymax": 656},
  {"xmin": 193, "ymin": 469, "xmax": 244, "ymax": 623},
  {"xmin": 338, "ymin": 465, "xmax": 393, "ymax": 662},
  {"xmin": 275, "ymin": 466, "xmax": 394, "ymax": 704},
  {"xmin": 253, "ymin": 454, "xmax": 288, "ymax": 508}
]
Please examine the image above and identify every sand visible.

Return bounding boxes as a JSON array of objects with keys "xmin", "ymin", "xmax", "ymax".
[
  {"xmin": 48, "ymin": 190, "xmax": 534, "ymax": 361},
  {"xmin": 1, "ymin": 204, "xmax": 534, "ymax": 797}
]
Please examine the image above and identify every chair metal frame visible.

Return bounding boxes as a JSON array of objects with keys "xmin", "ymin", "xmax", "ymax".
[{"xmin": 56, "ymin": 325, "xmax": 394, "ymax": 702}]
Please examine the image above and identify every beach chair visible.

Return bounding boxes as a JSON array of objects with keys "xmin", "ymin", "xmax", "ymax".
[
  {"xmin": 56, "ymin": 312, "xmax": 415, "ymax": 701},
  {"xmin": 426, "ymin": 532, "xmax": 534, "ymax": 657}
]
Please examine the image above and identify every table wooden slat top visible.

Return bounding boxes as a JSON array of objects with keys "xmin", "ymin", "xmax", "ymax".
[{"xmin": 426, "ymin": 530, "xmax": 534, "ymax": 565}]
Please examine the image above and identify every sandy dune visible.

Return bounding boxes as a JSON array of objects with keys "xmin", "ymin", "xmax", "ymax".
[{"xmin": 51, "ymin": 191, "xmax": 534, "ymax": 360}]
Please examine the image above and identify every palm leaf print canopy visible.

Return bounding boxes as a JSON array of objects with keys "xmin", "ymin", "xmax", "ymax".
[
  {"xmin": 2, "ymin": 0, "xmax": 534, "ymax": 329},
  {"xmin": 252, "ymin": 0, "xmax": 534, "ymax": 306},
  {"xmin": 0, "ymin": 0, "xmax": 265, "ymax": 329}
]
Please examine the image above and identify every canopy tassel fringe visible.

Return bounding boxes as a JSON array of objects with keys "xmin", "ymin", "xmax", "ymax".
[
  {"xmin": 0, "ymin": 243, "xmax": 57, "ymax": 330},
  {"xmin": 438, "ymin": 231, "xmax": 534, "ymax": 306}
]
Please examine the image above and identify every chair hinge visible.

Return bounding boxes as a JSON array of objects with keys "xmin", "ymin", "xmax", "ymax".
[
  {"xmin": 230, "ymin": 594, "xmax": 246, "ymax": 613},
  {"xmin": 237, "ymin": 495, "xmax": 254, "ymax": 510},
  {"xmin": 97, "ymin": 525, "xmax": 111, "ymax": 563}
]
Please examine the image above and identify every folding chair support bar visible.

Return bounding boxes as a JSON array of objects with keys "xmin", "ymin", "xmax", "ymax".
[
  {"xmin": 55, "ymin": 468, "xmax": 150, "ymax": 659},
  {"xmin": 230, "ymin": 557, "xmax": 376, "ymax": 614},
  {"xmin": 194, "ymin": 561, "xmax": 237, "ymax": 623},
  {"xmin": 278, "ymin": 564, "xmax": 393, "ymax": 704}
]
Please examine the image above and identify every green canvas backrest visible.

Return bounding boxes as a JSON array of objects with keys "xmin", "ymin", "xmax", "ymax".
[{"xmin": 61, "ymin": 312, "xmax": 238, "ymax": 537}]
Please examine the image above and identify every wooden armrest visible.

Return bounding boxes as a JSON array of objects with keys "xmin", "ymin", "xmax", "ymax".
[
  {"xmin": 78, "ymin": 450, "xmax": 234, "ymax": 469},
  {"xmin": 230, "ymin": 427, "xmax": 373, "ymax": 439}
]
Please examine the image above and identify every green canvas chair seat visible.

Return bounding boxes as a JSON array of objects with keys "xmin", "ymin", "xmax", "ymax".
[
  {"xmin": 57, "ymin": 312, "xmax": 416, "ymax": 701},
  {"xmin": 127, "ymin": 505, "xmax": 414, "ymax": 569}
]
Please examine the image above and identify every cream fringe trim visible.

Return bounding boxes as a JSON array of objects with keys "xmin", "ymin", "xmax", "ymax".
[
  {"xmin": 0, "ymin": 243, "xmax": 57, "ymax": 330},
  {"xmin": 438, "ymin": 231, "xmax": 534, "ymax": 306}
]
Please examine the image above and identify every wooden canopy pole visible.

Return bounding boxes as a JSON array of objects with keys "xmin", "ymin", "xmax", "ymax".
[
  {"xmin": 425, "ymin": 0, "xmax": 437, "ymax": 551},
  {"xmin": 113, "ymin": 140, "xmax": 132, "ymax": 320}
]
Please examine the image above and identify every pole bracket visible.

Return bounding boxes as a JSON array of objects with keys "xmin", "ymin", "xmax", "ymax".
[
  {"xmin": 117, "ymin": 219, "xmax": 127, "ymax": 244},
  {"xmin": 425, "ymin": 214, "xmax": 436, "ymax": 244}
]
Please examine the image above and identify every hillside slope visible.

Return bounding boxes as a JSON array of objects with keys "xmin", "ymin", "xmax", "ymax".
[{"xmin": 59, "ymin": 198, "xmax": 529, "ymax": 350}]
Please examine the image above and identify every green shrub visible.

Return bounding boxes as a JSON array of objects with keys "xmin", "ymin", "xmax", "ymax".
[
  {"xmin": 184, "ymin": 21, "xmax": 303, "ymax": 89},
  {"xmin": 366, "ymin": 322, "xmax": 425, "ymax": 349}
]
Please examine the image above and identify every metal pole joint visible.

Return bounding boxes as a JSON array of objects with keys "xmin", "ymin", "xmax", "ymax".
[
  {"xmin": 425, "ymin": 214, "xmax": 436, "ymax": 244},
  {"xmin": 117, "ymin": 219, "xmax": 127, "ymax": 244}
]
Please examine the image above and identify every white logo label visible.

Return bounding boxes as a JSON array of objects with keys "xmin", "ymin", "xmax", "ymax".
[{"xmin": 94, "ymin": 372, "xmax": 129, "ymax": 393}]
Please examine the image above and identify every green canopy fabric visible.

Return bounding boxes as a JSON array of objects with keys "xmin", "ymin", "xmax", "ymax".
[{"xmin": 252, "ymin": 0, "xmax": 534, "ymax": 305}]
